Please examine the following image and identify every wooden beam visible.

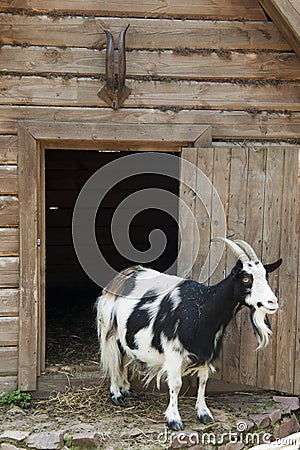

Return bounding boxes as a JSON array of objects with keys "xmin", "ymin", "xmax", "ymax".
[
  {"xmin": 0, "ymin": 16, "xmax": 288, "ymax": 50},
  {"xmin": 258, "ymin": 0, "xmax": 300, "ymax": 59},
  {"xmin": 0, "ymin": 107, "xmax": 299, "ymax": 140},
  {"xmin": 21, "ymin": 122, "xmax": 211, "ymax": 149},
  {"xmin": 1, "ymin": 47, "xmax": 300, "ymax": 80},
  {"xmin": 0, "ymin": 0, "xmax": 267, "ymax": 20},
  {"xmin": 0, "ymin": 77, "xmax": 299, "ymax": 111}
]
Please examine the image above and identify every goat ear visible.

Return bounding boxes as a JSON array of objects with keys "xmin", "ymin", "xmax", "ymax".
[
  {"xmin": 264, "ymin": 258, "xmax": 282, "ymax": 274},
  {"xmin": 232, "ymin": 259, "xmax": 243, "ymax": 276}
]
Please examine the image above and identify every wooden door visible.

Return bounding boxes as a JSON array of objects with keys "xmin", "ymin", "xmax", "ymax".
[{"xmin": 178, "ymin": 146, "xmax": 300, "ymax": 393}]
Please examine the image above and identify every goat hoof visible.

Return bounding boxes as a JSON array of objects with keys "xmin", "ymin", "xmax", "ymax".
[
  {"xmin": 122, "ymin": 389, "xmax": 139, "ymax": 399},
  {"xmin": 110, "ymin": 394, "xmax": 125, "ymax": 407},
  {"xmin": 167, "ymin": 420, "xmax": 184, "ymax": 431},
  {"xmin": 197, "ymin": 413, "xmax": 214, "ymax": 425}
]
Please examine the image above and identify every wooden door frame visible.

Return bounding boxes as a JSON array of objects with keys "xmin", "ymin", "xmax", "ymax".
[{"xmin": 17, "ymin": 120, "xmax": 212, "ymax": 390}]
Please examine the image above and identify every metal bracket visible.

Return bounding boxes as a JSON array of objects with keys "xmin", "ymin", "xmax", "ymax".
[{"xmin": 98, "ymin": 24, "xmax": 131, "ymax": 110}]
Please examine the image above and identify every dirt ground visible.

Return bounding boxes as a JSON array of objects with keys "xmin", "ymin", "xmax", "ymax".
[{"xmin": 1, "ymin": 384, "xmax": 294, "ymax": 449}]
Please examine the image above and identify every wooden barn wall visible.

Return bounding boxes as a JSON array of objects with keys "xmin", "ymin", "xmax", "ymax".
[
  {"xmin": 184, "ymin": 147, "xmax": 299, "ymax": 394},
  {"xmin": 0, "ymin": 0, "xmax": 299, "ymax": 392}
]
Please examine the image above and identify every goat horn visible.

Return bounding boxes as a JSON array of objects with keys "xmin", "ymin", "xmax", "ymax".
[
  {"xmin": 234, "ymin": 240, "xmax": 259, "ymax": 261},
  {"xmin": 212, "ymin": 237, "xmax": 249, "ymax": 263}
]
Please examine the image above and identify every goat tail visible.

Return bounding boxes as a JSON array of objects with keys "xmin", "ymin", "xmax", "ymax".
[{"xmin": 96, "ymin": 292, "xmax": 122, "ymax": 378}]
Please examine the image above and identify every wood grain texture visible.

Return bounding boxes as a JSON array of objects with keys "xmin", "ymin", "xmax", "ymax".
[
  {"xmin": 275, "ymin": 148, "xmax": 299, "ymax": 393},
  {"xmin": 0, "ymin": 288, "xmax": 19, "ymax": 316},
  {"xmin": 0, "ymin": 227, "xmax": 19, "ymax": 256},
  {"xmin": 257, "ymin": 147, "xmax": 284, "ymax": 390},
  {"xmin": 0, "ymin": 196, "xmax": 19, "ymax": 227},
  {"xmin": 1, "ymin": 46, "xmax": 299, "ymax": 80},
  {"xmin": 258, "ymin": 0, "xmax": 300, "ymax": 58},
  {"xmin": 222, "ymin": 148, "xmax": 248, "ymax": 384},
  {"xmin": 0, "ymin": 257, "xmax": 18, "ymax": 287},
  {"xmin": 0, "ymin": 135, "xmax": 18, "ymax": 164},
  {"xmin": 18, "ymin": 124, "xmax": 39, "ymax": 390},
  {"xmin": 0, "ymin": 346, "xmax": 18, "ymax": 374},
  {"xmin": 1, "ymin": 77, "xmax": 299, "ymax": 111},
  {"xmin": 0, "ymin": 316, "xmax": 18, "ymax": 346},
  {"xmin": 0, "ymin": 16, "xmax": 288, "ymax": 50},
  {"xmin": 0, "ymin": 0, "xmax": 267, "ymax": 20},
  {"xmin": 0, "ymin": 107, "xmax": 299, "ymax": 140},
  {"xmin": 239, "ymin": 148, "xmax": 266, "ymax": 387},
  {"xmin": 0, "ymin": 165, "xmax": 18, "ymax": 194}
]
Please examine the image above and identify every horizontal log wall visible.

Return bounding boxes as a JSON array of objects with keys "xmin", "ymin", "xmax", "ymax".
[{"xmin": 0, "ymin": 0, "xmax": 299, "ymax": 390}]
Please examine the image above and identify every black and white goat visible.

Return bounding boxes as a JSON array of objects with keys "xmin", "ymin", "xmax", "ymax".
[{"xmin": 96, "ymin": 238, "xmax": 282, "ymax": 431}]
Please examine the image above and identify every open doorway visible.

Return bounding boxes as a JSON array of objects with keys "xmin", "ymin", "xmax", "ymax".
[{"xmin": 45, "ymin": 150, "xmax": 179, "ymax": 368}]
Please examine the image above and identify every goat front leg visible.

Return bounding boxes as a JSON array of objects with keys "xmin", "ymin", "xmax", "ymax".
[
  {"xmin": 164, "ymin": 352, "xmax": 184, "ymax": 431},
  {"xmin": 195, "ymin": 365, "xmax": 214, "ymax": 424}
]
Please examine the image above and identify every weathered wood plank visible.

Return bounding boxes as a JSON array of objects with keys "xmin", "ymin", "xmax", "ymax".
[
  {"xmin": 257, "ymin": 147, "xmax": 284, "ymax": 390},
  {"xmin": 240, "ymin": 148, "xmax": 266, "ymax": 387},
  {"xmin": 0, "ymin": 135, "xmax": 18, "ymax": 164},
  {"xmin": 0, "ymin": 317, "xmax": 18, "ymax": 346},
  {"xmin": 18, "ymin": 124, "xmax": 39, "ymax": 390},
  {"xmin": 0, "ymin": 346, "xmax": 18, "ymax": 375},
  {"xmin": 0, "ymin": 107, "xmax": 300, "ymax": 140},
  {"xmin": 0, "ymin": 289, "xmax": 19, "ymax": 316},
  {"xmin": 0, "ymin": 15, "xmax": 288, "ymax": 50},
  {"xmin": 0, "ymin": 375, "xmax": 17, "ymax": 391},
  {"xmin": 258, "ymin": 0, "xmax": 300, "ymax": 59},
  {"xmin": 221, "ymin": 148, "xmax": 248, "ymax": 384},
  {"xmin": 1, "ymin": 77, "xmax": 299, "ymax": 111},
  {"xmin": 0, "ymin": 257, "xmax": 19, "ymax": 287},
  {"xmin": 0, "ymin": 196, "xmax": 19, "ymax": 227},
  {"xmin": 1, "ymin": 47, "xmax": 299, "ymax": 80},
  {"xmin": 0, "ymin": 228, "xmax": 19, "ymax": 256},
  {"xmin": 0, "ymin": 0, "xmax": 267, "ymax": 20},
  {"xmin": 0, "ymin": 165, "xmax": 18, "ymax": 194},
  {"xmin": 275, "ymin": 148, "xmax": 298, "ymax": 393}
]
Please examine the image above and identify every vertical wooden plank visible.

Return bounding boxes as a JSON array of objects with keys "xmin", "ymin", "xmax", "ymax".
[
  {"xmin": 257, "ymin": 147, "xmax": 284, "ymax": 390},
  {"xmin": 37, "ymin": 143, "xmax": 46, "ymax": 374},
  {"xmin": 193, "ymin": 148, "xmax": 214, "ymax": 283},
  {"xmin": 221, "ymin": 147, "xmax": 248, "ymax": 384},
  {"xmin": 275, "ymin": 148, "xmax": 298, "ymax": 393},
  {"xmin": 18, "ymin": 124, "xmax": 38, "ymax": 391},
  {"xmin": 209, "ymin": 147, "xmax": 231, "ymax": 380},
  {"xmin": 239, "ymin": 147, "xmax": 266, "ymax": 387},
  {"xmin": 294, "ymin": 148, "xmax": 300, "ymax": 394},
  {"xmin": 178, "ymin": 148, "xmax": 198, "ymax": 278}
]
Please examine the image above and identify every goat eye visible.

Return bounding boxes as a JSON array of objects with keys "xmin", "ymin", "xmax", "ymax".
[{"xmin": 242, "ymin": 277, "xmax": 251, "ymax": 284}]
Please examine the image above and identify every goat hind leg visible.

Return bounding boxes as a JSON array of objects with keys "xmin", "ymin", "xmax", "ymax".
[
  {"xmin": 195, "ymin": 365, "xmax": 214, "ymax": 424},
  {"xmin": 165, "ymin": 352, "xmax": 184, "ymax": 431}
]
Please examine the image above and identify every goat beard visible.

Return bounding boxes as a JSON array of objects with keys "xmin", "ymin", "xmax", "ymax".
[{"xmin": 250, "ymin": 308, "xmax": 272, "ymax": 350}]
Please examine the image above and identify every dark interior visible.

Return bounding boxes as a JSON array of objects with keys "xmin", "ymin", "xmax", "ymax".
[{"xmin": 45, "ymin": 150, "xmax": 179, "ymax": 366}]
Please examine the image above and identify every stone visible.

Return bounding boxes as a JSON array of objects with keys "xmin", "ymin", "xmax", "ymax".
[
  {"xmin": 267, "ymin": 409, "xmax": 282, "ymax": 425},
  {"xmin": 236, "ymin": 419, "xmax": 255, "ymax": 432},
  {"xmin": 27, "ymin": 431, "xmax": 64, "ymax": 449},
  {"xmin": 273, "ymin": 396, "xmax": 300, "ymax": 414},
  {"xmin": 0, "ymin": 431, "xmax": 30, "ymax": 443},
  {"xmin": 71, "ymin": 432, "xmax": 101, "ymax": 448},
  {"xmin": 6, "ymin": 406, "xmax": 26, "ymax": 416},
  {"xmin": 218, "ymin": 443, "xmax": 244, "ymax": 450},
  {"xmin": 274, "ymin": 414, "xmax": 300, "ymax": 440},
  {"xmin": 249, "ymin": 414, "xmax": 270, "ymax": 429},
  {"xmin": 0, "ymin": 444, "xmax": 26, "ymax": 450},
  {"xmin": 120, "ymin": 427, "xmax": 144, "ymax": 439}
]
